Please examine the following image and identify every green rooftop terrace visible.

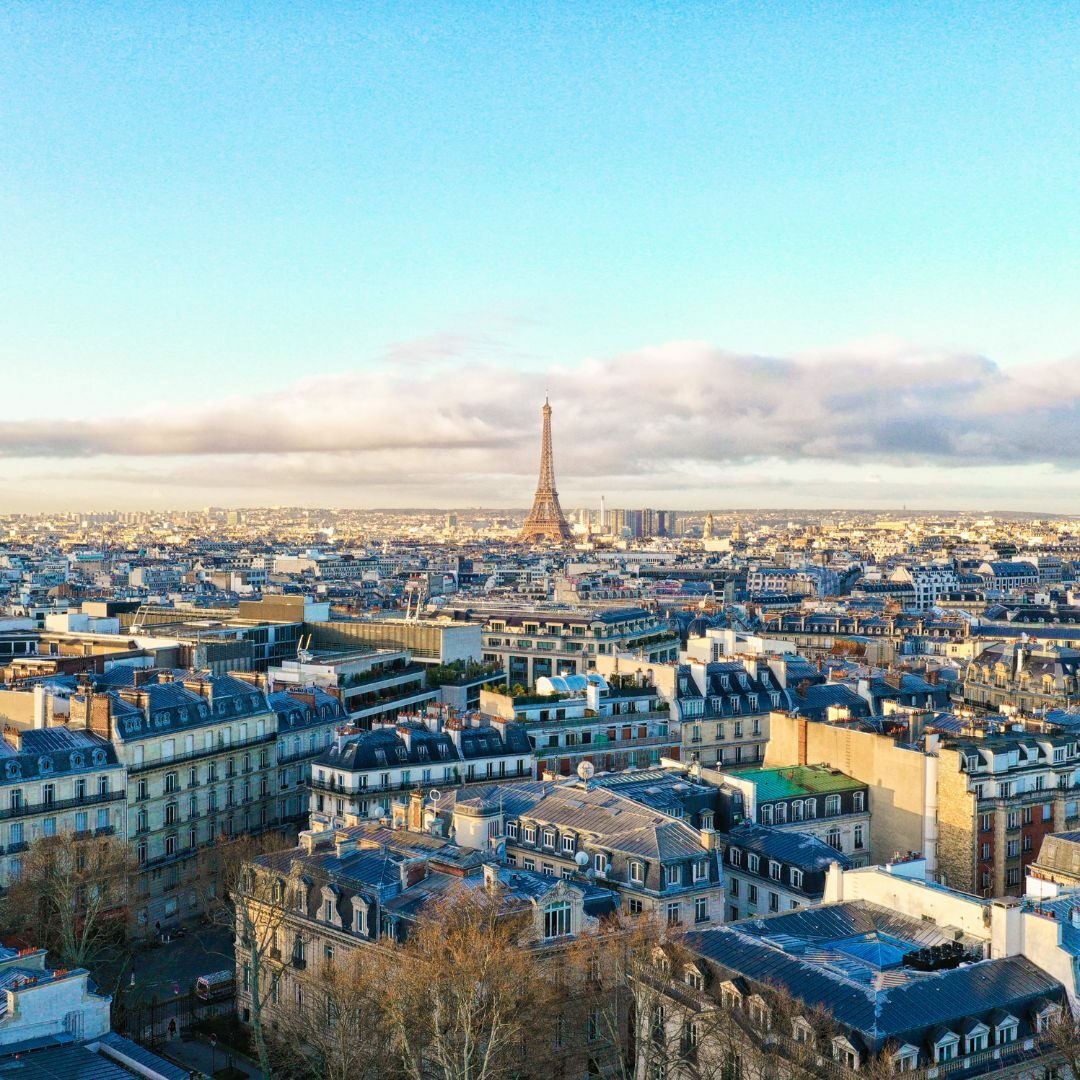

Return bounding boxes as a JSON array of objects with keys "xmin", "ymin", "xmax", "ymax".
[{"xmin": 727, "ymin": 763, "xmax": 864, "ymax": 799}]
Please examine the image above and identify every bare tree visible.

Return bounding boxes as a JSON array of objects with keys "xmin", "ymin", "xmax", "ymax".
[
  {"xmin": 2, "ymin": 830, "xmax": 136, "ymax": 970},
  {"xmin": 1035, "ymin": 1005, "xmax": 1079, "ymax": 1080},
  {"xmin": 377, "ymin": 883, "xmax": 566, "ymax": 1080},
  {"xmin": 268, "ymin": 947, "xmax": 401, "ymax": 1080},
  {"xmin": 198, "ymin": 833, "xmax": 295, "ymax": 1078}
]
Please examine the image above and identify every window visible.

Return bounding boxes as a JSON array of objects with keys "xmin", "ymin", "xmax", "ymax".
[
  {"xmin": 854, "ymin": 824, "xmax": 865, "ymax": 850},
  {"xmin": 894, "ymin": 1049, "xmax": 919, "ymax": 1073},
  {"xmin": 666, "ymin": 901, "xmax": 681, "ymax": 926},
  {"xmin": 853, "ymin": 791, "xmax": 865, "ymax": 812},
  {"xmin": 523, "ymin": 824, "xmax": 536, "ymax": 844},
  {"xmin": 506, "ymin": 821, "xmax": 519, "ymax": 839},
  {"xmin": 542, "ymin": 829, "xmax": 556, "ymax": 848},
  {"xmin": 965, "ymin": 1027, "xmax": 989, "ymax": 1054},
  {"xmin": 825, "ymin": 794, "xmax": 841, "ymax": 816},
  {"xmin": 729, "ymin": 848, "xmax": 741, "ymax": 867},
  {"xmin": 544, "ymin": 901, "xmax": 571, "ymax": 939},
  {"xmin": 790, "ymin": 868, "xmax": 804, "ymax": 890},
  {"xmin": 685, "ymin": 967, "xmax": 704, "ymax": 990},
  {"xmin": 523, "ymin": 857, "xmax": 535, "ymax": 871},
  {"xmin": 323, "ymin": 899, "xmax": 335, "ymax": 922},
  {"xmin": 826, "ymin": 827, "xmax": 842, "ymax": 850},
  {"xmin": 665, "ymin": 864, "xmax": 681, "ymax": 887},
  {"xmin": 760, "ymin": 804, "xmax": 774, "ymax": 825},
  {"xmin": 695, "ymin": 896, "xmax": 709, "ymax": 923},
  {"xmin": 768, "ymin": 891, "xmax": 779, "ymax": 912},
  {"xmin": 693, "ymin": 860, "xmax": 708, "ymax": 882},
  {"xmin": 769, "ymin": 860, "xmax": 781, "ymax": 880},
  {"xmin": 729, "ymin": 876, "xmax": 740, "ymax": 897},
  {"xmin": 629, "ymin": 861, "xmax": 645, "ymax": 884},
  {"xmin": 561, "ymin": 835, "xmax": 575, "ymax": 854},
  {"xmin": 541, "ymin": 862, "xmax": 554, "ymax": 877},
  {"xmin": 594, "ymin": 852, "xmax": 609, "ymax": 875},
  {"xmin": 934, "ymin": 1035, "xmax": 959, "ymax": 1063},
  {"xmin": 996, "ymin": 1018, "xmax": 1018, "ymax": 1045},
  {"xmin": 747, "ymin": 884, "xmax": 758, "ymax": 905}
]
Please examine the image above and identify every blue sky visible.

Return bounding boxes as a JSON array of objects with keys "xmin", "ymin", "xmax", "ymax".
[{"xmin": 2, "ymin": 2, "xmax": 1080, "ymax": 510}]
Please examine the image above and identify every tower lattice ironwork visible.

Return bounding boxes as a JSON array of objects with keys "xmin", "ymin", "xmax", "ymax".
[{"xmin": 521, "ymin": 396, "xmax": 573, "ymax": 543}]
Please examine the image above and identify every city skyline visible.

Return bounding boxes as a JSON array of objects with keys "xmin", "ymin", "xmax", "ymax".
[{"xmin": 4, "ymin": 3, "xmax": 1080, "ymax": 511}]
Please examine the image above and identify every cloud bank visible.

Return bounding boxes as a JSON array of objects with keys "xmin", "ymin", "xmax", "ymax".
[{"xmin": 7, "ymin": 341, "xmax": 1078, "ymax": 509}]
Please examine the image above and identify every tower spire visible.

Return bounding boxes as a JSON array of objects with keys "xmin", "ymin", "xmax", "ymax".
[{"xmin": 521, "ymin": 396, "xmax": 573, "ymax": 543}]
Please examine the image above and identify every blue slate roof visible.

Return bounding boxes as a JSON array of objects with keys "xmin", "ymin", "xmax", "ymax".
[{"xmin": 0, "ymin": 726, "xmax": 120, "ymax": 786}]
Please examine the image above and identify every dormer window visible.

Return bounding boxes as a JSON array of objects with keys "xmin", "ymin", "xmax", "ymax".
[
  {"xmin": 629, "ymin": 861, "xmax": 645, "ymax": 884},
  {"xmin": 933, "ymin": 1031, "xmax": 960, "ymax": 1063},
  {"xmin": 748, "ymin": 997, "xmax": 770, "ymax": 1029},
  {"xmin": 995, "ymin": 1015, "xmax": 1018, "ymax": 1045},
  {"xmin": 684, "ymin": 966, "xmax": 703, "ymax": 991},
  {"xmin": 543, "ymin": 901, "xmax": 572, "ymax": 939},
  {"xmin": 561, "ymin": 835, "xmax": 576, "ymax": 854}
]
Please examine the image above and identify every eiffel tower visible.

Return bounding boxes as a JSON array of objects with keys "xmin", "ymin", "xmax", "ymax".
[{"xmin": 521, "ymin": 396, "xmax": 573, "ymax": 543}]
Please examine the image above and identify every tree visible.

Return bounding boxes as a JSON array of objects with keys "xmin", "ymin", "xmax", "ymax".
[
  {"xmin": 269, "ymin": 948, "xmax": 400, "ymax": 1080},
  {"xmin": 1036, "ymin": 1005, "xmax": 1078, "ymax": 1080},
  {"xmin": 2, "ymin": 830, "xmax": 136, "ymax": 970},
  {"xmin": 198, "ymin": 833, "xmax": 295, "ymax": 1079},
  {"xmin": 379, "ymin": 884, "xmax": 557, "ymax": 1080}
]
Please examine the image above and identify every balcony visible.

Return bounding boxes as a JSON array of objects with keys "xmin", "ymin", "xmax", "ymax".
[
  {"xmin": 0, "ymin": 790, "xmax": 125, "ymax": 823},
  {"xmin": 128, "ymin": 731, "xmax": 276, "ymax": 775}
]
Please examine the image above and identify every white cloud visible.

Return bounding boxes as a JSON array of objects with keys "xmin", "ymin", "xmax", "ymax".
[{"xmin": 5, "ymin": 339, "xmax": 1077, "ymax": 509}]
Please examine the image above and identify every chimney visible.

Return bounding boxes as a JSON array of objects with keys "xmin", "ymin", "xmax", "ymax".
[
  {"xmin": 699, "ymin": 828, "xmax": 717, "ymax": 851},
  {"xmin": 32, "ymin": 685, "xmax": 51, "ymax": 730},
  {"xmin": 334, "ymin": 833, "xmax": 358, "ymax": 859},
  {"xmin": 797, "ymin": 717, "xmax": 809, "ymax": 766},
  {"xmin": 3, "ymin": 726, "xmax": 22, "ymax": 751},
  {"xmin": 483, "ymin": 863, "xmax": 500, "ymax": 890}
]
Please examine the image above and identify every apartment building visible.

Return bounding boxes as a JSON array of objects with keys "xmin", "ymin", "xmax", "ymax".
[
  {"xmin": 481, "ymin": 675, "xmax": 679, "ymax": 778},
  {"xmin": 480, "ymin": 607, "xmax": 679, "ymax": 686},
  {"xmin": 721, "ymin": 822, "xmax": 851, "ymax": 921},
  {"xmin": 766, "ymin": 707, "xmax": 1080, "ymax": 896},
  {"xmin": 889, "ymin": 563, "xmax": 961, "ymax": 610},
  {"xmin": 268, "ymin": 646, "xmax": 438, "ymax": 729},
  {"xmin": 307, "ymin": 708, "xmax": 534, "ymax": 829},
  {"xmin": 0, "ymin": 725, "xmax": 125, "ymax": 885},
  {"xmin": 961, "ymin": 640, "xmax": 1080, "ymax": 714},
  {"xmin": 439, "ymin": 780, "xmax": 727, "ymax": 925},
  {"xmin": 266, "ymin": 685, "xmax": 345, "ymax": 825},
  {"xmin": 69, "ymin": 672, "xmax": 280, "ymax": 932},
  {"xmin": 715, "ymin": 763, "xmax": 872, "ymax": 866}
]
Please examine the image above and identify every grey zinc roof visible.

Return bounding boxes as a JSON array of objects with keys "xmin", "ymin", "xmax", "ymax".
[
  {"xmin": 685, "ymin": 901, "xmax": 1064, "ymax": 1049},
  {"xmin": 510, "ymin": 782, "xmax": 708, "ymax": 861},
  {"xmin": 722, "ymin": 822, "xmax": 852, "ymax": 873}
]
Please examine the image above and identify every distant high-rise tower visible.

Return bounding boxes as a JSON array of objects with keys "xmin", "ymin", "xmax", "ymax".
[{"xmin": 521, "ymin": 396, "xmax": 573, "ymax": 543}]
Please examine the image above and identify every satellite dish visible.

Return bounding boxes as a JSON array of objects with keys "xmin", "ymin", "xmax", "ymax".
[
  {"xmin": 576, "ymin": 761, "xmax": 595, "ymax": 782},
  {"xmin": 574, "ymin": 850, "xmax": 589, "ymax": 868},
  {"xmin": 428, "ymin": 789, "xmax": 441, "ymax": 805}
]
